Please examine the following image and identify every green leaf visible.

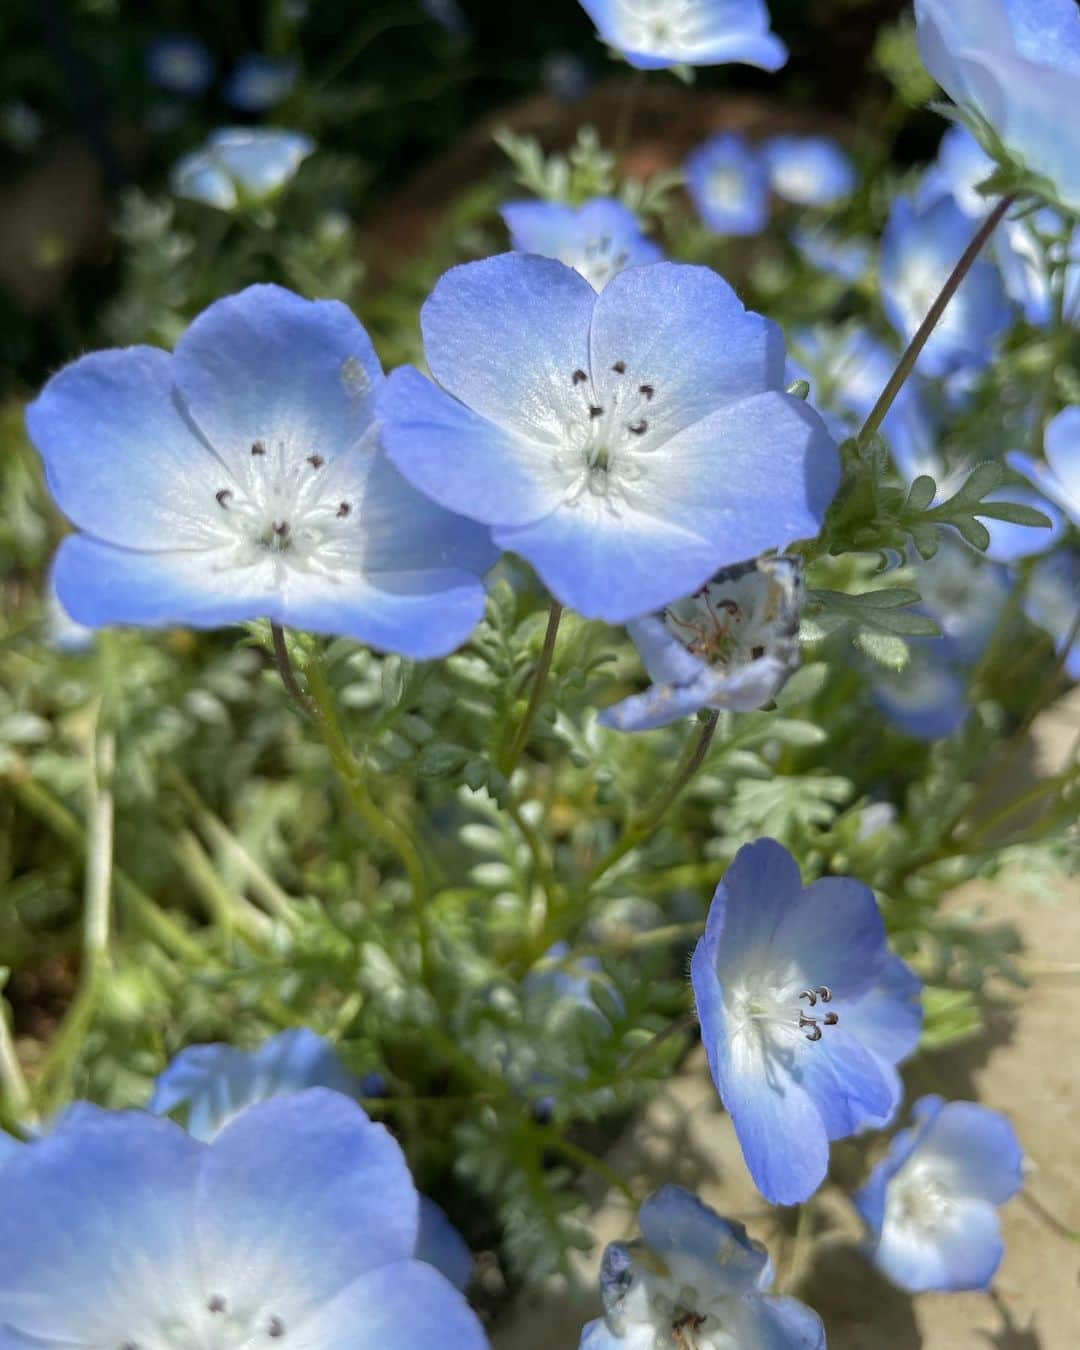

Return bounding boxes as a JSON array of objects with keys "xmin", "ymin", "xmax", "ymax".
[
  {"xmin": 776, "ymin": 662, "xmax": 829, "ymax": 707},
  {"xmin": 853, "ymin": 630, "xmax": 910, "ymax": 670},
  {"xmin": 905, "ymin": 474, "xmax": 937, "ymax": 513},
  {"xmin": 975, "ymin": 500, "xmax": 1053, "ymax": 528},
  {"xmin": 417, "ymin": 743, "xmax": 471, "ymax": 778}
]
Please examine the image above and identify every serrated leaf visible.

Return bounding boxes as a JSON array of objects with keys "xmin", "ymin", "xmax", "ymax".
[{"xmin": 417, "ymin": 742, "xmax": 470, "ymax": 778}]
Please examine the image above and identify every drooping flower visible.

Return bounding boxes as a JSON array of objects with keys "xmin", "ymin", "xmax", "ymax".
[
  {"xmin": 855, "ymin": 1094, "xmax": 1024, "ymax": 1292},
  {"xmin": 1009, "ymin": 406, "xmax": 1080, "ymax": 528},
  {"xmin": 599, "ymin": 555, "xmax": 803, "ymax": 732},
  {"xmin": 579, "ymin": 1185, "xmax": 825, "ymax": 1349},
  {"xmin": 500, "ymin": 197, "xmax": 663, "ymax": 291},
  {"xmin": 686, "ymin": 133, "xmax": 770, "ymax": 237},
  {"xmin": 880, "ymin": 196, "xmax": 1012, "ymax": 378},
  {"xmin": 26, "ymin": 284, "xmax": 495, "ymax": 655},
  {"xmin": 146, "ymin": 33, "xmax": 215, "ymax": 98},
  {"xmin": 378, "ymin": 255, "xmax": 839, "ymax": 623},
  {"xmin": 872, "ymin": 643, "xmax": 970, "ymax": 742},
  {"xmin": 764, "ymin": 134, "xmax": 855, "ymax": 207},
  {"xmin": 691, "ymin": 838, "xmax": 921, "ymax": 1205},
  {"xmin": 577, "ymin": 0, "xmax": 788, "ymax": 71},
  {"xmin": 171, "ymin": 127, "xmax": 314, "ymax": 210},
  {"xmin": 0, "ymin": 1091, "xmax": 489, "ymax": 1347},
  {"xmin": 150, "ymin": 1029, "xmax": 473, "ymax": 1290},
  {"xmin": 1023, "ymin": 549, "xmax": 1080, "ymax": 680},
  {"xmin": 223, "ymin": 53, "xmax": 299, "ymax": 112},
  {"xmin": 914, "ymin": 0, "xmax": 1080, "ymax": 215}
]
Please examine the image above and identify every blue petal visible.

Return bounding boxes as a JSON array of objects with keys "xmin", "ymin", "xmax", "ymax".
[
  {"xmin": 917, "ymin": 1099, "xmax": 1024, "ymax": 1204},
  {"xmin": 787, "ymin": 1025, "xmax": 894, "ymax": 1140},
  {"xmin": 578, "ymin": 1319, "xmax": 627, "ymax": 1350},
  {"xmin": 736, "ymin": 1294, "xmax": 827, "ymax": 1349},
  {"xmin": 195, "ymin": 1089, "xmax": 418, "ymax": 1321},
  {"xmin": 1024, "ymin": 549, "xmax": 1080, "ymax": 678},
  {"xmin": 769, "ymin": 876, "xmax": 887, "ymax": 1002},
  {"xmin": 638, "ymin": 1185, "xmax": 768, "ymax": 1290},
  {"xmin": 26, "ymin": 346, "xmax": 224, "ymax": 549},
  {"xmin": 598, "ymin": 670, "xmax": 719, "ymax": 732},
  {"xmin": 873, "ymin": 1194, "xmax": 1005, "ymax": 1292},
  {"xmin": 416, "ymin": 1196, "xmax": 473, "ymax": 1291},
  {"xmin": 173, "ymin": 283, "xmax": 382, "ymax": 475},
  {"xmin": 501, "ymin": 197, "xmax": 662, "ymax": 290},
  {"xmin": 378, "ymin": 365, "xmax": 568, "ymax": 528},
  {"xmin": 686, "ymin": 134, "xmax": 771, "ymax": 237},
  {"xmin": 841, "ymin": 953, "xmax": 924, "ymax": 1085},
  {"xmin": 701, "ymin": 839, "xmax": 806, "ymax": 981},
  {"xmin": 626, "ymin": 615, "xmax": 708, "ymax": 687},
  {"xmin": 0, "ymin": 1107, "xmax": 203, "ymax": 1340},
  {"xmin": 420, "ymin": 253, "xmax": 597, "ymax": 443},
  {"xmin": 274, "ymin": 1256, "xmax": 488, "ymax": 1348},
  {"xmin": 764, "ymin": 136, "xmax": 856, "ymax": 207},
  {"xmin": 492, "ymin": 493, "xmax": 721, "ymax": 623}
]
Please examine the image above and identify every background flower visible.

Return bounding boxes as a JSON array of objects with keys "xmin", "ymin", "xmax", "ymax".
[
  {"xmin": 500, "ymin": 197, "xmax": 662, "ymax": 291},
  {"xmin": 223, "ymin": 53, "xmax": 299, "ymax": 112},
  {"xmin": 764, "ymin": 134, "xmax": 855, "ymax": 207},
  {"xmin": 686, "ymin": 133, "xmax": 770, "ymax": 236},
  {"xmin": 172, "ymin": 128, "xmax": 315, "ymax": 210},
  {"xmin": 578, "ymin": 0, "xmax": 788, "ymax": 72}
]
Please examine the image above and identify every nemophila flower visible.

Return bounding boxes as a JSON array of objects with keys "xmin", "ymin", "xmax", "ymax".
[
  {"xmin": 912, "ymin": 538, "xmax": 1010, "ymax": 662},
  {"xmin": 873, "ymin": 642, "xmax": 970, "ymax": 742},
  {"xmin": 839, "ymin": 954, "xmax": 923, "ymax": 1127},
  {"xmin": 0, "ymin": 1090, "xmax": 488, "ymax": 1348},
  {"xmin": 599, "ymin": 554, "xmax": 803, "ymax": 732},
  {"xmin": 855, "ymin": 1094, "xmax": 1024, "ymax": 1292},
  {"xmin": 543, "ymin": 51, "xmax": 592, "ymax": 102},
  {"xmin": 914, "ymin": 0, "xmax": 1080, "ymax": 215},
  {"xmin": 150, "ymin": 1029, "xmax": 473, "ymax": 1291},
  {"xmin": 993, "ymin": 209, "xmax": 1080, "ymax": 327},
  {"xmin": 500, "ymin": 198, "xmax": 663, "ymax": 292},
  {"xmin": 880, "ymin": 196, "xmax": 1012, "ymax": 378},
  {"xmin": 1009, "ymin": 406, "xmax": 1080, "ymax": 528},
  {"xmin": 764, "ymin": 135, "xmax": 855, "ymax": 208},
  {"xmin": 577, "ymin": 0, "xmax": 788, "ymax": 72},
  {"xmin": 223, "ymin": 53, "xmax": 299, "ymax": 112},
  {"xmin": 172, "ymin": 127, "xmax": 314, "ymax": 210},
  {"xmin": 579, "ymin": 1185, "xmax": 825, "ymax": 1349},
  {"xmin": 690, "ymin": 838, "xmax": 918, "ymax": 1205},
  {"xmin": 1024, "ymin": 549, "xmax": 1080, "ymax": 680},
  {"xmin": 146, "ymin": 33, "xmax": 215, "ymax": 98},
  {"xmin": 686, "ymin": 134, "xmax": 770, "ymax": 237},
  {"xmin": 27, "ymin": 284, "xmax": 495, "ymax": 655},
  {"xmin": 379, "ymin": 255, "xmax": 839, "ymax": 623},
  {"xmin": 791, "ymin": 227, "xmax": 872, "ymax": 284}
]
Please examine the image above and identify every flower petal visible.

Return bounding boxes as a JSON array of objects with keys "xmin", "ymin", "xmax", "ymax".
[
  {"xmin": 873, "ymin": 1195, "xmax": 1004, "ymax": 1292},
  {"xmin": 918, "ymin": 1099, "xmax": 1024, "ymax": 1203},
  {"xmin": 769, "ymin": 876, "xmax": 887, "ymax": 1002}
]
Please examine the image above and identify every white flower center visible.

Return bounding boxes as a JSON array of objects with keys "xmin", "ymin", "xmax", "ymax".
[
  {"xmin": 707, "ymin": 167, "xmax": 746, "ymax": 212},
  {"xmin": 562, "ymin": 233, "xmax": 632, "ymax": 290},
  {"xmin": 662, "ymin": 573, "xmax": 779, "ymax": 670},
  {"xmin": 117, "ymin": 1294, "xmax": 287, "ymax": 1349},
  {"xmin": 887, "ymin": 1165, "xmax": 955, "ymax": 1236},
  {"xmin": 730, "ymin": 978, "xmax": 840, "ymax": 1046},
  {"xmin": 552, "ymin": 360, "xmax": 660, "ymax": 512},
  {"xmin": 614, "ymin": 0, "xmax": 700, "ymax": 52}
]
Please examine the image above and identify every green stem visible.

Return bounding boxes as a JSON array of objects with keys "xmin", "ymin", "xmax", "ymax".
[
  {"xmin": 500, "ymin": 600, "xmax": 564, "ymax": 775},
  {"xmin": 304, "ymin": 652, "xmax": 433, "ymax": 980},
  {"xmin": 270, "ymin": 621, "xmax": 315, "ymax": 718},
  {"xmin": 531, "ymin": 1120, "xmax": 638, "ymax": 1206},
  {"xmin": 170, "ymin": 831, "xmax": 273, "ymax": 943},
  {"xmin": 619, "ymin": 1009, "xmax": 697, "ymax": 1076},
  {"xmin": 859, "ymin": 194, "xmax": 1017, "ymax": 443},
  {"xmin": 0, "ymin": 986, "xmax": 31, "ymax": 1122}
]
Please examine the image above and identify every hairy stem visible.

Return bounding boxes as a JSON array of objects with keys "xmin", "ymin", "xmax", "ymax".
[
  {"xmin": 501, "ymin": 600, "xmax": 564, "ymax": 775},
  {"xmin": 270, "ymin": 621, "xmax": 315, "ymax": 718}
]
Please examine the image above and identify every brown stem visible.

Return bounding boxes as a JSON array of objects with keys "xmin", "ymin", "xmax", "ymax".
[{"xmin": 270, "ymin": 621, "xmax": 314, "ymax": 718}]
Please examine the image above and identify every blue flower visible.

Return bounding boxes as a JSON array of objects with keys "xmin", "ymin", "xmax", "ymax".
[
  {"xmin": 146, "ymin": 33, "xmax": 215, "ymax": 98},
  {"xmin": 994, "ymin": 209, "xmax": 1080, "ymax": 327},
  {"xmin": 914, "ymin": 0, "xmax": 1080, "ymax": 215},
  {"xmin": 422, "ymin": 0, "xmax": 472, "ymax": 37},
  {"xmin": 685, "ymin": 134, "xmax": 770, "ymax": 237},
  {"xmin": 0, "ymin": 1091, "xmax": 488, "ymax": 1346},
  {"xmin": 855, "ymin": 1094, "xmax": 1023, "ymax": 1292},
  {"xmin": 764, "ymin": 135, "xmax": 855, "ymax": 207},
  {"xmin": 378, "ymin": 256, "xmax": 839, "ymax": 623},
  {"xmin": 920, "ymin": 125, "xmax": 997, "ymax": 220},
  {"xmin": 223, "ymin": 53, "xmax": 299, "ymax": 112},
  {"xmin": 1023, "ymin": 549, "xmax": 1080, "ymax": 679},
  {"xmin": 690, "ymin": 838, "xmax": 920, "ymax": 1204},
  {"xmin": 500, "ymin": 197, "xmax": 663, "ymax": 291},
  {"xmin": 911, "ymin": 538, "xmax": 1010, "ymax": 663},
  {"xmin": 578, "ymin": 0, "xmax": 788, "ymax": 71},
  {"xmin": 27, "ymin": 284, "xmax": 495, "ymax": 655},
  {"xmin": 1009, "ymin": 406, "xmax": 1080, "ymax": 527},
  {"xmin": 172, "ymin": 127, "xmax": 314, "ymax": 210},
  {"xmin": 880, "ymin": 196, "xmax": 1012, "ymax": 378},
  {"xmin": 46, "ymin": 576, "xmax": 95, "ymax": 653},
  {"xmin": 873, "ymin": 642, "xmax": 971, "ymax": 742},
  {"xmin": 543, "ymin": 51, "xmax": 592, "ymax": 102},
  {"xmin": 599, "ymin": 554, "xmax": 803, "ymax": 732},
  {"xmin": 791, "ymin": 227, "xmax": 872, "ymax": 283},
  {"xmin": 150, "ymin": 1029, "xmax": 473, "ymax": 1291},
  {"xmin": 580, "ymin": 1185, "xmax": 824, "ymax": 1349}
]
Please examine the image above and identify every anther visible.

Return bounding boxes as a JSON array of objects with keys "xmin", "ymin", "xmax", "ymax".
[
  {"xmin": 208, "ymin": 1295, "xmax": 227, "ymax": 1313},
  {"xmin": 628, "ymin": 419, "xmax": 648, "ymax": 435},
  {"xmin": 589, "ymin": 405, "xmax": 604, "ymax": 419},
  {"xmin": 273, "ymin": 521, "xmax": 290, "ymax": 539},
  {"xmin": 639, "ymin": 384, "xmax": 654, "ymax": 400},
  {"xmin": 612, "ymin": 360, "xmax": 627, "ymax": 374},
  {"xmin": 336, "ymin": 501, "xmax": 351, "ymax": 518},
  {"xmin": 799, "ymin": 1014, "xmax": 823, "ymax": 1042},
  {"xmin": 572, "ymin": 369, "xmax": 588, "ymax": 385},
  {"xmin": 216, "ymin": 489, "xmax": 232, "ymax": 508},
  {"xmin": 751, "ymin": 645, "xmax": 765, "ymax": 659},
  {"xmin": 799, "ymin": 989, "xmax": 818, "ymax": 1007},
  {"xmin": 824, "ymin": 1011, "xmax": 839, "ymax": 1026},
  {"xmin": 251, "ymin": 440, "xmax": 267, "ymax": 456},
  {"xmin": 307, "ymin": 454, "xmax": 325, "ymax": 469},
  {"xmin": 267, "ymin": 1316, "xmax": 286, "ymax": 1338},
  {"xmin": 818, "ymin": 985, "xmax": 832, "ymax": 1003}
]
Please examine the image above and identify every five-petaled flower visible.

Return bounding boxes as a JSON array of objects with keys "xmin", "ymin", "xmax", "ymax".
[
  {"xmin": 378, "ymin": 255, "xmax": 839, "ymax": 623},
  {"xmin": 579, "ymin": 1184, "xmax": 825, "ymax": 1349},
  {"xmin": 691, "ymin": 838, "xmax": 922, "ymax": 1205},
  {"xmin": 578, "ymin": 0, "xmax": 788, "ymax": 71},
  {"xmin": 500, "ymin": 197, "xmax": 663, "ymax": 291},
  {"xmin": 0, "ymin": 1089, "xmax": 489, "ymax": 1349},
  {"xmin": 599, "ymin": 554, "xmax": 803, "ymax": 732},
  {"xmin": 171, "ymin": 128, "xmax": 314, "ymax": 210},
  {"xmin": 914, "ymin": 0, "xmax": 1080, "ymax": 215},
  {"xmin": 855, "ymin": 1094, "xmax": 1024, "ymax": 1292},
  {"xmin": 686, "ymin": 133, "xmax": 771, "ymax": 237},
  {"xmin": 764, "ymin": 135, "xmax": 855, "ymax": 208},
  {"xmin": 27, "ymin": 284, "xmax": 495, "ymax": 657}
]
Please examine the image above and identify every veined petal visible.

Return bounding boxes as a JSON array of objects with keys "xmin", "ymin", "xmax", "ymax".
[
  {"xmin": 788, "ymin": 1026, "xmax": 894, "ymax": 1139},
  {"xmin": 768, "ymin": 875, "xmax": 887, "ymax": 1002}
]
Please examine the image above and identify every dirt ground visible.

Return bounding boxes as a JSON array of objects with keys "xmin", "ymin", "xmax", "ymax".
[{"xmin": 496, "ymin": 690, "xmax": 1080, "ymax": 1350}]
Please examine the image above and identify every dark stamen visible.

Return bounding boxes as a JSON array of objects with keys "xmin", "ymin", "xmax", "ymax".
[
  {"xmin": 824, "ymin": 1012, "xmax": 839, "ymax": 1026},
  {"xmin": 628, "ymin": 419, "xmax": 648, "ymax": 435},
  {"xmin": 208, "ymin": 1295, "xmax": 227, "ymax": 1313},
  {"xmin": 612, "ymin": 360, "xmax": 627, "ymax": 374},
  {"xmin": 818, "ymin": 985, "xmax": 832, "ymax": 1003},
  {"xmin": 799, "ymin": 989, "xmax": 818, "ymax": 1007},
  {"xmin": 336, "ymin": 502, "xmax": 351, "ymax": 518},
  {"xmin": 273, "ymin": 521, "xmax": 290, "ymax": 538},
  {"xmin": 572, "ymin": 369, "xmax": 588, "ymax": 385},
  {"xmin": 799, "ymin": 1014, "xmax": 823, "ymax": 1042},
  {"xmin": 267, "ymin": 1317, "xmax": 286, "ymax": 1338},
  {"xmin": 751, "ymin": 645, "xmax": 765, "ymax": 660},
  {"xmin": 307, "ymin": 454, "xmax": 325, "ymax": 469},
  {"xmin": 639, "ymin": 384, "xmax": 655, "ymax": 400},
  {"xmin": 589, "ymin": 405, "xmax": 604, "ymax": 419},
  {"xmin": 215, "ymin": 489, "xmax": 232, "ymax": 508},
  {"xmin": 251, "ymin": 440, "xmax": 267, "ymax": 456}
]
